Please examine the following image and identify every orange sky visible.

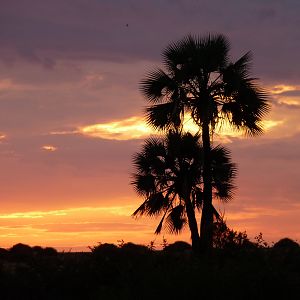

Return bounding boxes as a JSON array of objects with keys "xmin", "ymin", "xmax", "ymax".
[
  {"xmin": 1, "ymin": 1, "xmax": 300, "ymax": 250},
  {"xmin": 0, "ymin": 79, "xmax": 299, "ymax": 250}
]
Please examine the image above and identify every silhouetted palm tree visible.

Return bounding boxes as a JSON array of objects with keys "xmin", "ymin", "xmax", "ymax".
[
  {"xmin": 140, "ymin": 34, "xmax": 269, "ymax": 250},
  {"xmin": 132, "ymin": 131, "xmax": 236, "ymax": 252}
]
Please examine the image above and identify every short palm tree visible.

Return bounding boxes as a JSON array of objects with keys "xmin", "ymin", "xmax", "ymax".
[
  {"xmin": 140, "ymin": 34, "xmax": 270, "ymax": 250},
  {"xmin": 132, "ymin": 131, "xmax": 236, "ymax": 252}
]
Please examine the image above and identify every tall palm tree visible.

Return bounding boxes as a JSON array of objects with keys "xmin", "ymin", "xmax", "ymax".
[
  {"xmin": 132, "ymin": 131, "xmax": 236, "ymax": 252},
  {"xmin": 140, "ymin": 34, "xmax": 270, "ymax": 250}
]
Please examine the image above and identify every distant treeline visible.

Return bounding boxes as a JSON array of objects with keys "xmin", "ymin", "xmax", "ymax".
[{"xmin": 0, "ymin": 237, "xmax": 300, "ymax": 299}]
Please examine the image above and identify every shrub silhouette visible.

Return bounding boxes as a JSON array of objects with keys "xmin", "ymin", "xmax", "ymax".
[
  {"xmin": 119, "ymin": 242, "xmax": 150, "ymax": 256},
  {"xmin": 43, "ymin": 247, "xmax": 58, "ymax": 256},
  {"xmin": 32, "ymin": 245, "xmax": 44, "ymax": 255},
  {"xmin": 212, "ymin": 220, "xmax": 253, "ymax": 250},
  {"xmin": 273, "ymin": 238, "xmax": 299, "ymax": 250},
  {"xmin": 90, "ymin": 243, "xmax": 119, "ymax": 260},
  {"xmin": 0, "ymin": 247, "xmax": 8, "ymax": 258},
  {"xmin": 9, "ymin": 243, "xmax": 33, "ymax": 259},
  {"xmin": 163, "ymin": 241, "xmax": 192, "ymax": 253}
]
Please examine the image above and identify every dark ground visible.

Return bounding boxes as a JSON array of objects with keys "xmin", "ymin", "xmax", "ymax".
[{"xmin": 0, "ymin": 239, "xmax": 300, "ymax": 300}]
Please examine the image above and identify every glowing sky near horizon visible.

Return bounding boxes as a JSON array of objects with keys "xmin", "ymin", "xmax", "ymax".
[{"xmin": 0, "ymin": 0, "xmax": 300, "ymax": 250}]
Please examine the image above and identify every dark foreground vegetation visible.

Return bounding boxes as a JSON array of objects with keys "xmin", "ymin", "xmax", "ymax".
[{"xmin": 0, "ymin": 235, "xmax": 300, "ymax": 299}]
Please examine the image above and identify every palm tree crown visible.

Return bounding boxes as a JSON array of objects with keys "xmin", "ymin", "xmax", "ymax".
[
  {"xmin": 132, "ymin": 131, "xmax": 236, "ymax": 247},
  {"xmin": 141, "ymin": 34, "xmax": 270, "ymax": 135}
]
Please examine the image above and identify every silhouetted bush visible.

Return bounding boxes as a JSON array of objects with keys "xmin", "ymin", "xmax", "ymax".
[
  {"xmin": 120, "ymin": 242, "xmax": 149, "ymax": 254},
  {"xmin": 163, "ymin": 241, "xmax": 192, "ymax": 253},
  {"xmin": 32, "ymin": 246, "xmax": 44, "ymax": 255},
  {"xmin": 9, "ymin": 243, "xmax": 33, "ymax": 260},
  {"xmin": 43, "ymin": 247, "xmax": 58, "ymax": 256},
  {"xmin": 0, "ymin": 247, "xmax": 8, "ymax": 258},
  {"xmin": 273, "ymin": 238, "xmax": 299, "ymax": 250},
  {"xmin": 213, "ymin": 220, "xmax": 254, "ymax": 250},
  {"xmin": 90, "ymin": 242, "xmax": 118, "ymax": 253},
  {"xmin": 90, "ymin": 243, "xmax": 119, "ymax": 261}
]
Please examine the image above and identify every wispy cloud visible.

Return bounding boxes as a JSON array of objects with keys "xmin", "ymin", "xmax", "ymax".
[
  {"xmin": 225, "ymin": 207, "xmax": 281, "ymax": 221},
  {"xmin": 0, "ymin": 210, "xmax": 67, "ymax": 219},
  {"xmin": 0, "ymin": 205, "xmax": 135, "ymax": 220},
  {"xmin": 270, "ymin": 84, "xmax": 300, "ymax": 95},
  {"xmin": 79, "ymin": 116, "xmax": 152, "ymax": 140},
  {"xmin": 270, "ymin": 84, "xmax": 300, "ymax": 110},
  {"xmin": 77, "ymin": 115, "xmax": 282, "ymax": 141},
  {"xmin": 41, "ymin": 145, "xmax": 57, "ymax": 152}
]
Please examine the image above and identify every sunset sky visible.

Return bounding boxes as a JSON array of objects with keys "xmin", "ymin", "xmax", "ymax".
[{"xmin": 0, "ymin": 0, "xmax": 300, "ymax": 250}]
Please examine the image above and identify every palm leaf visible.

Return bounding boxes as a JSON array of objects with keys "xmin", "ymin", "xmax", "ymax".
[
  {"xmin": 140, "ymin": 69, "xmax": 176, "ymax": 104},
  {"xmin": 145, "ymin": 102, "xmax": 183, "ymax": 130},
  {"xmin": 211, "ymin": 145, "xmax": 237, "ymax": 203},
  {"xmin": 132, "ymin": 192, "xmax": 169, "ymax": 218},
  {"xmin": 164, "ymin": 204, "xmax": 187, "ymax": 234},
  {"xmin": 131, "ymin": 174, "xmax": 156, "ymax": 196}
]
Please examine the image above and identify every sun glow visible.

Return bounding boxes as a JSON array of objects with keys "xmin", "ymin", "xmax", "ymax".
[
  {"xmin": 79, "ymin": 116, "xmax": 282, "ymax": 142},
  {"xmin": 0, "ymin": 205, "xmax": 156, "ymax": 250}
]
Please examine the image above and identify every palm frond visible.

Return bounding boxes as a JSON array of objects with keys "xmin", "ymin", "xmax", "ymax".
[
  {"xmin": 131, "ymin": 174, "xmax": 156, "ymax": 196},
  {"xmin": 221, "ymin": 51, "xmax": 253, "ymax": 91},
  {"xmin": 195, "ymin": 33, "xmax": 230, "ymax": 72},
  {"xmin": 220, "ymin": 51, "xmax": 270, "ymax": 135},
  {"xmin": 163, "ymin": 34, "xmax": 230, "ymax": 78},
  {"xmin": 140, "ymin": 69, "xmax": 176, "ymax": 104},
  {"xmin": 162, "ymin": 35, "xmax": 196, "ymax": 74},
  {"xmin": 211, "ymin": 145, "xmax": 237, "ymax": 203},
  {"xmin": 164, "ymin": 204, "xmax": 187, "ymax": 234},
  {"xmin": 167, "ymin": 130, "xmax": 202, "ymax": 161},
  {"xmin": 132, "ymin": 192, "xmax": 169, "ymax": 218},
  {"xmin": 213, "ymin": 182, "xmax": 235, "ymax": 203},
  {"xmin": 145, "ymin": 102, "xmax": 183, "ymax": 130},
  {"xmin": 132, "ymin": 138, "xmax": 167, "ymax": 176},
  {"xmin": 231, "ymin": 85, "xmax": 269, "ymax": 136},
  {"xmin": 232, "ymin": 51, "xmax": 253, "ymax": 78},
  {"xmin": 155, "ymin": 213, "xmax": 166, "ymax": 235},
  {"xmin": 132, "ymin": 201, "xmax": 147, "ymax": 218}
]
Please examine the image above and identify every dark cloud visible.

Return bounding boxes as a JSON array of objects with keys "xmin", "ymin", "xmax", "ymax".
[{"xmin": 1, "ymin": 0, "xmax": 300, "ymax": 82}]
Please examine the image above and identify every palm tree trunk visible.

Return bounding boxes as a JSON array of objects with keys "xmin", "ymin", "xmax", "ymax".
[
  {"xmin": 200, "ymin": 121, "xmax": 214, "ymax": 252},
  {"xmin": 185, "ymin": 196, "xmax": 200, "ymax": 253}
]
